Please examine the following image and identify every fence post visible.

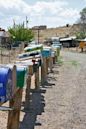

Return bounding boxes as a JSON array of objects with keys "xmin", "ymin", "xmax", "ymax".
[
  {"xmin": 7, "ymin": 67, "xmax": 23, "ymax": 129},
  {"xmin": 41, "ymin": 57, "xmax": 47, "ymax": 85},
  {"xmin": 46, "ymin": 57, "xmax": 49, "ymax": 74},
  {"xmin": 24, "ymin": 65, "xmax": 32, "ymax": 110},
  {"xmin": 35, "ymin": 64, "xmax": 39, "ymax": 90},
  {"xmin": 7, "ymin": 89, "xmax": 23, "ymax": 129},
  {"xmin": 49, "ymin": 56, "xmax": 53, "ymax": 72}
]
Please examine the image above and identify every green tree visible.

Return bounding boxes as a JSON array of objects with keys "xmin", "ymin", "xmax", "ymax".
[
  {"xmin": 80, "ymin": 7, "xmax": 86, "ymax": 33},
  {"xmin": 76, "ymin": 7, "xmax": 86, "ymax": 39},
  {"xmin": 76, "ymin": 32, "xmax": 86, "ymax": 39},
  {"xmin": 8, "ymin": 24, "xmax": 34, "ymax": 42}
]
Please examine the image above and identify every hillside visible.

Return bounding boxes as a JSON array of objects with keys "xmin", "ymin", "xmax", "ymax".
[{"xmin": 32, "ymin": 24, "xmax": 80, "ymax": 42}]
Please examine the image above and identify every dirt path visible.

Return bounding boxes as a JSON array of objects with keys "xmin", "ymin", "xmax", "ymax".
[
  {"xmin": 19, "ymin": 50, "xmax": 86, "ymax": 129},
  {"xmin": 0, "ymin": 50, "xmax": 86, "ymax": 129}
]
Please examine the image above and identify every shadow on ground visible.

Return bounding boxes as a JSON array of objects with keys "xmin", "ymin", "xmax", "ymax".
[
  {"xmin": 20, "ymin": 81, "xmax": 56, "ymax": 129},
  {"xmin": 20, "ymin": 88, "xmax": 46, "ymax": 129},
  {"xmin": 42, "ymin": 81, "xmax": 55, "ymax": 88},
  {"xmin": 19, "ymin": 65, "xmax": 60, "ymax": 129}
]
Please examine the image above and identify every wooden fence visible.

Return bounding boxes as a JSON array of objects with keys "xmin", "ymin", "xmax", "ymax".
[{"xmin": 0, "ymin": 43, "xmax": 58, "ymax": 129}]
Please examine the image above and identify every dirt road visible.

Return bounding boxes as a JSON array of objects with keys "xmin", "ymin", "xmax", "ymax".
[{"xmin": 20, "ymin": 50, "xmax": 86, "ymax": 129}]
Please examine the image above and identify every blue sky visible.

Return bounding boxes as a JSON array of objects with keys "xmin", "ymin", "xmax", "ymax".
[{"xmin": 0, "ymin": 0, "xmax": 86, "ymax": 30}]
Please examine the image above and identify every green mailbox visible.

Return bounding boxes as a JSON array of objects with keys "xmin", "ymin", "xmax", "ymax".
[{"xmin": 16, "ymin": 67, "xmax": 26, "ymax": 88}]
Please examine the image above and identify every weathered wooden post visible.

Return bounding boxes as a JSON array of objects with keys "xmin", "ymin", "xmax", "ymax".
[
  {"xmin": 24, "ymin": 65, "xmax": 32, "ymax": 110},
  {"xmin": 41, "ymin": 57, "xmax": 47, "ymax": 85},
  {"xmin": 46, "ymin": 57, "xmax": 49, "ymax": 74},
  {"xmin": 7, "ymin": 65, "xmax": 23, "ymax": 129},
  {"xmin": 49, "ymin": 56, "xmax": 53, "ymax": 72},
  {"xmin": 7, "ymin": 65, "xmax": 26, "ymax": 129},
  {"xmin": 7, "ymin": 89, "xmax": 23, "ymax": 129},
  {"xmin": 34, "ymin": 63, "xmax": 39, "ymax": 90}
]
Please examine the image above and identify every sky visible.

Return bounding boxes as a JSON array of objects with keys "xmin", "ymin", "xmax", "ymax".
[{"xmin": 0, "ymin": 0, "xmax": 86, "ymax": 30}]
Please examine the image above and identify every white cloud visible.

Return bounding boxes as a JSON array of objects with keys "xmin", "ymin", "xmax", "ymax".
[
  {"xmin": 0, "ymin": 0, "xmax": 80, "ymax": 29},
  {"xmin": 0, "ymin": 0, "xmax": 26, "ymax": 9},
  {"xmin": 60, "ymin": 8, "xmax": 79, "ymax": 18}
]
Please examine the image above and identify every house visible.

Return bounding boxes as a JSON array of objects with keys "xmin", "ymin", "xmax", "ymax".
[{"xmin": 0, "ymin": 28, "xmax": 11, "ymax": 47}]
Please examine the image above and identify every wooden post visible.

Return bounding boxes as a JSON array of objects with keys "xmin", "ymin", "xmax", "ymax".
[
  {"xmin": 35, "ymin": 64, "xmax": 39, "ymax": 90},
  {"xmin": 55, "ymin": 55, "xmax": 57, "ymax": 63},
  {"xmin": 24, "ymin": 65, "xmax": 32, "ymax": 110},
  {"xmin": 46, "ymin": 58, "xmax": 49, "ymax": 74},
  {"xmin": 12, "ymin": 65, "xmax": 18, "ymax": 94},
  {"xmin": 7, "ymin": 89, "xmax": 23, "ymax": 129},
  {"xmin": 7, "ymin": 67, "xmax": 23, "ymax": 129},
  {"xmin": 41, "ymin": 57, "xmax": 47, "ymax": 85},
  {"xmin": 24, "ymin": 75, "xmax": 31, "ymax": 110},
  {"xmin": 49, "ymin": 57, "xmax": 53, "ymax": 72},
  {"xmin": 29, "ymin": 65, "xmax": 33, "ymax": 75}
]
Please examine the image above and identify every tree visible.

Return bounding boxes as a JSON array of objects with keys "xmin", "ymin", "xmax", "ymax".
[
  {"xmin": 76, "ymin": 7, "xmax": 86, "ymax": 39},
  {"xmin": 8, "ymin": 24, "xmax": 34, "ymax": 43},
  {"xmin": 76, "ymin": 32, "xmax": 86, "ymax": 39},
  {"xmin": 80, "ymin": 7, "xmax": 86, "ymax": 33}
]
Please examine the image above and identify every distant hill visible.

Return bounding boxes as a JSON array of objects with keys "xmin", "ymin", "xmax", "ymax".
[{"xmin": 32, "ymin": 24, "xmax": 80, "ymax": 43}]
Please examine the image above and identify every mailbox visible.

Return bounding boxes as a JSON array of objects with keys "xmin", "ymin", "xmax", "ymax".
[
  {"xmin": 42, "ymin": 49, "xmax": 51, "ymax": 57},
  {"xmin": 0, "ymin": 67, "xmax": 12, "ymax": 103},
  {"xmin": 24, "ymin": 44, "xmax": 43, "ymax": 52},
  {"xmin": 16, "ymin": 67, "xmax": 26, "ymax": 88}
]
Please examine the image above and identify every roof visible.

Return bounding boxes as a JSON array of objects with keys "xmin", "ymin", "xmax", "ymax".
[
  {"xmin": 60, "ymin": 36, "xmax": 76, "ymax": 41},
  {"xmin": 76, "ymin": 38, "xmax": 86, "ymax": 42}
]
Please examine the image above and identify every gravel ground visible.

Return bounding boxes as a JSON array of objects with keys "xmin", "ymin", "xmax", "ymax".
[
  {"xmin": 20, "ymin": 50, "xmax": 86, "ymax": 129},
  {"xmin": 0, "ymin": 50, "xmax": 86, "ymax": 129}
]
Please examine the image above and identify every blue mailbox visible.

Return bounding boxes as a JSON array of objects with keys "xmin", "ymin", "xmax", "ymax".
[
  {"xmin": 42, "ymin": 49, "xmax": 51, "ymax": 57},
  {"xmin": 0, "ymin": 67, "xmax": 12, "ymax": 103}
]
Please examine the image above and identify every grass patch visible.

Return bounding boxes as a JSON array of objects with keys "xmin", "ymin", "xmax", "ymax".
[
  {"xmin": 57, "ymin": 56, "xmax": 64, "ymax": 65},
  {"xmin": 67, "ymin": 60, "xmax": 80, "ymax": 67}
]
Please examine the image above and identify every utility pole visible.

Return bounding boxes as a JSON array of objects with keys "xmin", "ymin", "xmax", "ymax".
[
  {"xmin": 26, "ymin": 16, "xmax": 28, "ymax": 28},
  {"xmin": 37, "ymin": 28, "xmax": 40, "ymax": 44},
  {"xmin": 13, "ymin": 19, "xmax": 16, "ymax": 28}
]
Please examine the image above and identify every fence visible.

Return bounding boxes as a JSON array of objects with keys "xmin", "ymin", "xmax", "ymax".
[{"xmin": 0, "ymin": 43, "xmax": 59, "ymax": 129}]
